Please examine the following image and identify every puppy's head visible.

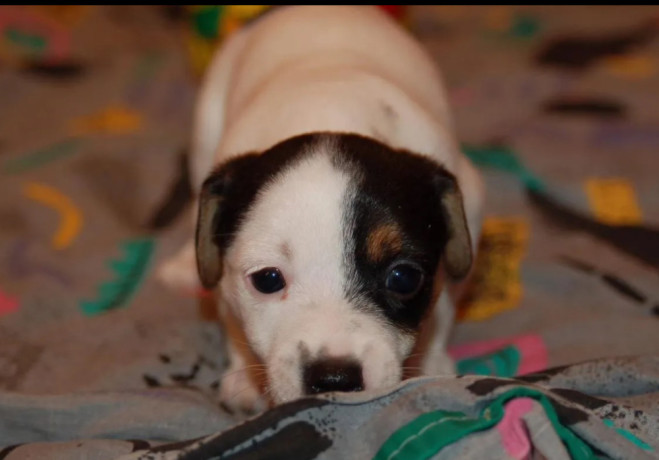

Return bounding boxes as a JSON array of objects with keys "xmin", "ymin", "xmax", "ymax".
[{"xmin": 196, "ymin": 133, "xmax": 471, "ymax": 404}]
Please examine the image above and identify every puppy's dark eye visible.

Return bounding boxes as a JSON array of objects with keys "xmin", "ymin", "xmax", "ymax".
[
  {"xmin": 250, "ymin": 267, "xmax": 286, "ymax": 294},
  {"xmin": 385, "ymin": 263, "xmax": 424, "ymax": 299}
]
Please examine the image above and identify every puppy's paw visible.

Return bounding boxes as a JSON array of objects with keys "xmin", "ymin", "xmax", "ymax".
[
  {"xmin": 421, "ymin": 350, "xmax": 456, "ymax": 376},
  {"xmin": 218, "ymin": 368, "xmax": 268, "ymax": 416},
  {"xmin": 157, "ymin": 241, "xmax": 199, "ymax": 291}
]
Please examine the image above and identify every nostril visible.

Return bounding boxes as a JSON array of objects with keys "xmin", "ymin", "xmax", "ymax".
[{"xmin": 303, "ymin": 358, "xmax": 364, "ymax": 394}]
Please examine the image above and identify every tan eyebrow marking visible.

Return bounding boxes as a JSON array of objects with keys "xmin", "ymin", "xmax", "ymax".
[{"xmin": 366, "ymin": 222, "xmax": 403, "ymax": 262}]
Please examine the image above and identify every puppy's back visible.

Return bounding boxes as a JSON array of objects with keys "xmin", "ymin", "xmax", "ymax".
[
  {"xmin": 208, "ymin": 6, "xmax": 458, "ymax": 167},
  {"xmin": 229, "ymin": 6, "xmax": 450, "ymax": 120}
]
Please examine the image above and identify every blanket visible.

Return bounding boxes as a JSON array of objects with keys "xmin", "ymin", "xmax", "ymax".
[
  {"xmin": 1, "ymin": 356, "xmax": 658, "ymax": 459},
  {"xmin": 0, "ymin": 5, "xmax": 658, "ymax": 459}
]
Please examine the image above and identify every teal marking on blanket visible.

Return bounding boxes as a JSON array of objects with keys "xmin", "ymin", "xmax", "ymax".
[
  {"xmin": 462, "ymin": 144, "xmax": 547, "ymax": 192},
  {"xmin": 510, "ymin": 15, "xmax": 541, "ymax": 39},
  {"xmin": 374, "ymin": 386, "xmax": 643, "ymax": 460},
  {"xmin": 3, "ymin": 139, "xmax": 82, "ymax": 175},
  {"xmin": 484, "ymin": 13, "xmax": 541, "ymax": 42},
  {"xmin": 193, "ymin": 6, "xmax": 223, "ymax": 39},
  {"xmin": 5, "ymin": 28, "xmax": 47, "ymax": 53},
  {"xmin": 374, "ymin": 408, "xmax": 488, "ymax": 460},
  {"xmin": 456, "ymin": 345, "xmax": 520, "ymax": 377},
  {"xmin": 80, "ymin": 238, "xmax": 155, "ymax": 316},
  {"xmin": 603, "ymin": 418, "xmax": 653, "ymax": 451}
]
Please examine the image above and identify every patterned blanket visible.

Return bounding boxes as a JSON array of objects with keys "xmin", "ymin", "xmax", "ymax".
[
  {"xmin": 0, "ymin": 5, "xmax": 658, "ymax": 459},
  {"xmin": 1, "ymin": 357, "xmax": 658, "ymax": 459}
]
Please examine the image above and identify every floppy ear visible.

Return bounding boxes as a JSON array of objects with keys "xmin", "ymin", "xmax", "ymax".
[
  {"xmin": 195, "ymin": 154, "xmax": 259, "ymax": 289},
  {"xmin": 435, "ymin": 173, "xmax": 472, "ymax": 280},
  {"xmin": 196, "ymin": 177, "xmax": 224, "ymax": 289}
]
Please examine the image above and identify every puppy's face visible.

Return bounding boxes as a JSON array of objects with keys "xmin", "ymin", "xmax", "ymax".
[{"xmin": 196, "ymin": 133, "xmax": 471, "ymax": 404}]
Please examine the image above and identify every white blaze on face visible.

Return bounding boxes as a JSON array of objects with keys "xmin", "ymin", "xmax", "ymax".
[{"xmin": 220, "ymin": 145, "xmax": 411, "ymax": 404}]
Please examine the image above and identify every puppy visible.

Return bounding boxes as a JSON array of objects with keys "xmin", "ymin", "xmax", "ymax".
[{"xmin": 159, "ymin": 5, "xmax": 484, "ymax": 414}]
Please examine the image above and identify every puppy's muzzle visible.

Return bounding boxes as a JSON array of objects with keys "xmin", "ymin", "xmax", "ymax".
[{"xmin": 303, "ymin": 358, "xmax": 364, "ymax": 394}]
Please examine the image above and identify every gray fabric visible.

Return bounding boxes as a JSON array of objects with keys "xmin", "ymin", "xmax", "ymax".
[
  {"xmin": 2, "ymin": 356, "xmax": 657, "ymax": 459},
  {"xmin": 0, "ymin": 389, "xmax": 230, "ymax": 445}
]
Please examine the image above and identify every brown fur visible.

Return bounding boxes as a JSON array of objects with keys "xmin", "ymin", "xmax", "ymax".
[{"xmin": 366, "ymin": 223, "xmax": 403, "ymax": 262}]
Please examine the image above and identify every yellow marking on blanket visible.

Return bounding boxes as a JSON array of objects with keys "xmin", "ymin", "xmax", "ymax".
[
  {"xmin": 585, "ymin": 178, "xmax": 642, "ymax": 225},
  {"xmin": 603, "ymin": 54, "xmax": 656, "ymax": 80},
  {"xmin": 24, "ymin": 182, "xmax": 82, "ymax": 250},
  {"xmin": 185, "ymin": 32, "xmax": 216, "ymax": 77},
  {"xmin": 225, "ymin": 5, "xmax": 270, "ymax": 20},
  {"xmin": 458, "ymin": 217, "xmax": 528, "ymax": 322},
  {"xmin": 70, "ymin": 105, "xmax": 143, "ymax": 135}
]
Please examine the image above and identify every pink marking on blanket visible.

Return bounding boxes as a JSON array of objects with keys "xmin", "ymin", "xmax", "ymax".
[
  {"xmin": 497, "ymin": 397, "xmax": 535, "ymax": 459},
  {"xmin": 448, "ymin": 334, "xmax": 548, "ymax": 375},
  {"xmin": 0, "ymin": 288, "xmax": 19, "ymax": 316}
]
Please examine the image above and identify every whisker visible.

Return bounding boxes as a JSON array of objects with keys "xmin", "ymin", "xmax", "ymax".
[
  {"xmin": 224, "ymin": 383, "xmax": 262, "ymax": 405},
  {"xmin": 219, "ymin": 364, "xmax": 267, "ymax": 381},
  {"xmin": 260, "ymin": 385, "xmax": 275, "ymax": 399},
  {"xmin": 226, "ymin": 337, "xmax": 252, "ymax": 348}
]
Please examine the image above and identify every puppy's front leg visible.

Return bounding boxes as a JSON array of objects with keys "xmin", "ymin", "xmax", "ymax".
[
  {"xmin": 157, "ymin": 196, "xmax": 201, "ymax": 292},
  {"xmin": 217, "ymin": 302, "xmax": 268, "ymax": 416},
  {"xmin": 420, "ymin": 289, "xmax": 456, "ymax": 376},
  {"xmin": 218, "ymin": 338, "xmax": 268, "ymax": 416},
  {"xmin": 157, "ymin": 238, "xmax": 199, "ymax": 292}
]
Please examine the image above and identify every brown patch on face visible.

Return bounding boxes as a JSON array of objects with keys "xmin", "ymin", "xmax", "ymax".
[
  {"xmin": 366, "ymin": 223, "xmax": 403, "ymax": 262},
  {"xmin": 280, "ymin": 242, "xmax": 292, "ymax": 260}
]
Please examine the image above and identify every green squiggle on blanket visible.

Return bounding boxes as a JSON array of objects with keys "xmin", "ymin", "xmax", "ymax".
[
  {"xmin": 456, "ymin": 345, "xmax": 520, "ymax": 377},
  {"xmin": 80, "ymin": 237, "xmax": 155, "ymax": 316},
  {"xmin": 5, "ymin": 28, "xmax": 47, "ymax": 53},
  {"xmin": 603, "ymin": 419, "xmax": 652, "ymax": 451},
  {"xmin": 374, "ymin": 386, "xmax": 652, "ymax": 460},
  {"xmin": 462, "ymin": 144, "xmax": 546, "ymax": 192},
  {"xmin": 3, "ymin": 139, "xmax": 82, "ymax": 175}
]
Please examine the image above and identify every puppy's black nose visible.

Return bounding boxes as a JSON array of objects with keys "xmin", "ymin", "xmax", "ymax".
[{"xmin": 303, "ymin": 358, "xmax": 364, "ymax": 394}]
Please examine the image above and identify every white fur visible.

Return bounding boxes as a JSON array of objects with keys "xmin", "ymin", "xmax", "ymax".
[
  {"xmin": 159, "ymin": 6, "xmax": 484, "ymax": 413},
  {"xmin": 219, "ymin": 150, "xmax": 414, "ymax": 404}
]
